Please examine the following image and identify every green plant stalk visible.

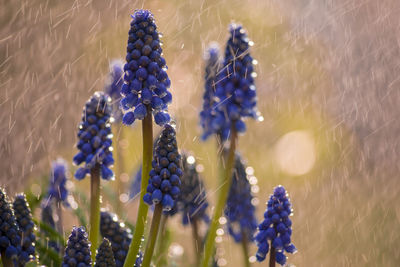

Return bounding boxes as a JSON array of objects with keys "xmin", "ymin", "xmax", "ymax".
[
  {"xmin": 191, "ymin": 218, "xmax": 201, "ymax": 267},
  {"xmin": 241, "ymin": 231, "xmax": 251, "ymax": 267},
  {"xmin": 155, "ymin": 215, "xmax": 169, "ymax": 266},
  {"xmin": 200, "ymin": 128, "xmax": 237, "ymax": 267},
  {"xmin": 269, "ymin": 247, "xmax": 276, "ymax": 267},
  {"xmin": 115, "ymin": 124, "xmax": 125, "ymax": 217},
  {"xmin": 123, "ymin": 110, "xmax": 153, "ymax": 267},
  {"xmin": 89, "ymin": 164, "xmax": 101, "ymax": 264},
  {"xmin": 1, "ymin": 250, "xmax": 14, "ymax": 267},
  {"xmin": 142, "ymin": 204, "xmax": 163, "ymax": 267}
]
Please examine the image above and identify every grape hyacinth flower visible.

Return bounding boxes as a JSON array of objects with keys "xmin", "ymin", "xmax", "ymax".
[
  {"xmin": 73, "ymin": 91, "xmax": 114, "ymax": 261},
  {"xmin": 201, "ymin": 24, "xmax": 259, "ymax": 267},
  {"xmin": 143, "ymin": 124, "xmax": 182, "ymax": 211},
  {"xmin": 141, "ymin": 124, "xmax": 182, "ymax": 267},
  {"xmin": 225, "ymin": 155, "xmax": 257, "ymax": 243},
  {"xmin": 95, "ymin": 238, "xmax": 116, "ymax": 267},
  {"xmin": 100, "ymin": 211, "xmax": 138, "ymax": 267},
  {"xmin": 0, "ymin": 188, "xmax": 21, "ymax": 265},
  {"xmin": 63, "ymin": 227, "xmax": 91, "ymax": 267},
  {"xmin": 47, "ymin": 158, "xmax": 70, "ymax": 206},
  {"xmin": 13, "ymin": 194, "xmax": 36, "ymax": 265},
  {"xmin": 120, "ymin": 9, "xmax": 172, "ymax": 126},
  {"xmin": 179, "ymin": 153, "xmax": 209, "ymax": 225},
  {"xmin": 41, "ymin": 202, "xmax": 59, "ymax": 252},
  {"xmin": 200, "ymin": 43, "xmax": 222, "ymax": 141},
  {"xmin": 214, "ymin": 24, "xmax": 259, "ymax": 140},
  {"xmin": 104, "ymin": 60, "xmax": 124, "ymax": 123},
  {"xmin": 73, "ymin": 91, "xmax": 114, "ymax": 180},
  {"xmin": 255, "ymin": 186, "xmax": 296, "ymax": 265}
]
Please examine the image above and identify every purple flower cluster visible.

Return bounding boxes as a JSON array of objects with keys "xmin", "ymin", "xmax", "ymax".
[
  {"xmin": 13, "ymin": 194, "xmax": 36, "ymax": 265},
  {"xmin": 201, "ymin": 24, "xmax": 259, "ymax": 141},
  {"xmin": 47, "ymin": 158, "xmax": 69, "ymax": 206},
  {"xmin": 95, "ymin": 238, "xmax": 116, "ymax": 267},
  {"xmin": 255, "ymin": 186, "xmax": 296, "ymax": 265},
  {"xmin": 225, "ymin": 154, "xmax": 257, "ymax": 243},
  {"xmin": 177, "ymin": 153, "xmax": 209, "ymax": 225},
  {"xmin": 121, "ymin": 9, "xmax": 172, "ymax": 126},
  {"xmin": 200, "ymin": 43, "xmax": 221, "ymax": 140},
  {"xmin": 63, "ymin": 227, "xmax": 92, "ymax": 267},
  {"xmin": 143, "ymin": 124, "xmax": 182, "ymax": 211},
  {"xmin": 0, "ymin": 188, "xmax": 21, "ymax": 263},
  {"xmin": 73, "ymin": 92, "xmax": 114, "ymax": 180},
  {"xmin": 104, "ymin": 60, "xmax": 124, "ymax": 123},
  {"xmin": 100, "ymin": 211, "xmax": 134, "ymax": 267}
]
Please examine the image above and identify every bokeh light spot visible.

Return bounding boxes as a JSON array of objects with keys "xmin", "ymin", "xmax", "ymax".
[{"xmin": 274, "ymin": 130, "xmax": 316, "ymax": 176}]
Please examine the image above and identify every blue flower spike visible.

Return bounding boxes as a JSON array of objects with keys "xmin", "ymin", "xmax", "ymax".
[
  {"xmin": 100, "ymin": 211, "xmax": 142, "ymax": 267},
  {"xmin": 63, "ymin": 226, "xmax": 92, "ymax": 267},
  {"xmin": 0, "ymin": 188, "xmax": 21, "ymax": 264},
  {"xmin": 47, "ymin": 158, "xmax": 70, "ymax": 206},
  {"xmin": 178, "ymin": 152, "xmax": 209, "ymax": 225},
  {"xmin": 73, "ymin": 92, "xmax": 114, "ymax": 180},
  {"xmin": 104, "ymin": 60, "xmax": 124, "ymax": 123},
  {"xmin": 95, "ymin": 238, "xmax": 116, "ymax": 267},
  {"xmin": 225, "ymin": 154, "xmax": 258, "ymax": 243},
  {"xmin": 13, "ymin": 194, "xmax": 36, "ymax": 265},
  {"xmin": 255, "ymin": 186, "xmax": 296, "ymax": 265},
  {"xmin": 200, "ymin": 43, "xmax": 221, "ymax": 140},
  {"xmin": 143, "ymin": 124, "xmax": 182, "ymax": 211},
  {"xmin": 214, "ymin": 24, "xmax": 260, "ymax": 140},
  {"xmin": 121, "ymin": 9, "xmax": 172, "ymax": 126}
]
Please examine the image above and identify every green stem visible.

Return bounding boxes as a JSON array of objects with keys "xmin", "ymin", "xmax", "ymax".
[
  {"xmin": 269, "ymin": 247, "xmax": 276, "ymax": 267},
  {"xmin": 123, "ymin": 110, "xmax": 153, "ymax": 267},
  {"xmin": 115, "ymin": 124, "xmax": 125, "ymax": 217},
  {"xmin": 155, "ymin": 215, "xmax": 169, "ymax": 266},
  {"xmin": 89, "ymin": 164, "xmax": 101, "ymax": 264},
  {"xmin": 1, "ymin": 250, "xmax": 14, "ymax": 267},
  {"xmin": 200, "ymin": 128, "xmax": 237, "ymax": 267},
  {"xmin": 142, "ymin": 204, "xmax": 163, "ymax": 267},
  {"xmin": 241, "ymin": 232, "xmax": 251, "ymax": 267}
]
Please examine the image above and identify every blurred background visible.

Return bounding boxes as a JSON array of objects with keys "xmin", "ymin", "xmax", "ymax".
[{"xmin": 1, "ymin": 0, "xmax": 400, "ymax": 266}]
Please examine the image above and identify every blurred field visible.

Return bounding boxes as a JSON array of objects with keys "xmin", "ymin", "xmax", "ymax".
[{"xmin": 1, "ymin": 0, "xmax": 400, "ymax": 266}]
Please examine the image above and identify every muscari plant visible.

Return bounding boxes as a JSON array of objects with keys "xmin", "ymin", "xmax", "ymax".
[
  {"xmin": 13, "ymin": 194, "xmax": 36, "ymax": 266},
  {"xmin": 0, "ymin": 188, "xmax": 21, "ymax": 266},
  {"xmin": 121, "ymin": 9, "xmax": 174, "ymax": 267},
  {"xmin": 200, "ymin": 23, "xmax": 260, "ymax": 267},
  {"xmin": 0, "ymin": 8, "xmax": 300, "ymax": 267},
  {"xmin": 225, "ymin": 154, "xmax": 258, "ymax": 267},
  {"xmin": 73, "ymin": 91, "xmax": 114, "ymax": 261},
  {"xmin": 94, "ymin": 238, "xmax": 116, "ymax": 267},
  {"xmin": 99, "ymin": 211, "xmax": 142, "ymax": 267},
  {"xmin": 255, "ymin": 186, "xmax": 296, "ymax": 266},
  {"xmin": 63, "ymin": 226, "xmax": 91, "ymax": 267}
]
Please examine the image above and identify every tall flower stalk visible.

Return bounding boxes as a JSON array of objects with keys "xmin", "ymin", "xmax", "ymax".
[
  {"xmin": 141, "ymin": 124, "xmax": 182, "ymax": 267},
  {"xmin": 73, "ymin": 92, "xmax": 114, "ymax": 262},
  {"xmin": 121, "ymin": 9, "xmax": 173, "ymax": 267},
  {"xmin": 200, "ymin": 24, "xmax": 259, "ymax": 267}
]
